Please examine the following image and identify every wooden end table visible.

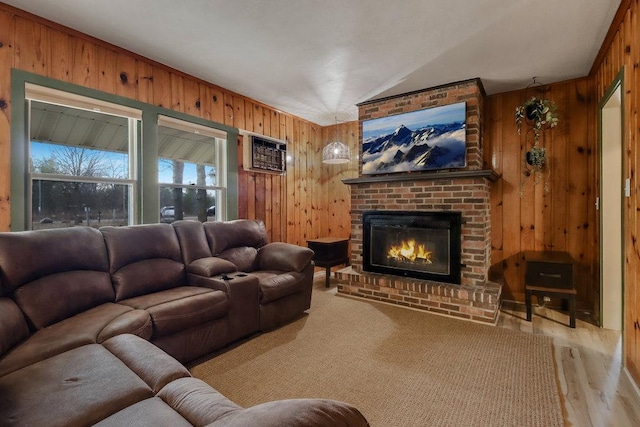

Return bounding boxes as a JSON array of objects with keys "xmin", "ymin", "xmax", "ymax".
[
  {"xmin": 306, "ymin": 237, "xmax": 350, "ymax": 288},
  {"xmin": 524, "ymin": 251, "xmax": 577, "ymax": 328}
]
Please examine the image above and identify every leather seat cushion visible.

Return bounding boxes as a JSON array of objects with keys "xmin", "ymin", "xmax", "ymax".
[
  {"xmin": 0, "ymin": 343, "xmax": 154, "ymax": 427},
  {"xmin": 118, "ymin": 287, "xmax": 229, "ymax": 337},
  {"xmin": 97, "ymin": 309, "xmax": 152, "ymax": 343},
  {"xmin": 0, "ymin": 303, "xmax": 151, "ymax": 377}
]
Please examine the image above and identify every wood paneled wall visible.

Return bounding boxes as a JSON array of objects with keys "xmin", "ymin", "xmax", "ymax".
[
  {"xmin": 0, "ymin": 3, "xmax": 358, "ymax": 247},
  {"xmin": 484, "ymin": 78, "xmax": 598, "ymax": 312},
  {"xmin": 237, "ymin": 119, "xmax": 358, "ymax": 246},
  {"xmin": 0, "ymin": 4, "xmax": 620, "ymax": 346},
  {"xmin": 591, "ymin": 0, "xmax": 640, "ymax": 387},
  {"xmin": 319, "ymin": 121, "xmax": 359, "ymax": 238}
]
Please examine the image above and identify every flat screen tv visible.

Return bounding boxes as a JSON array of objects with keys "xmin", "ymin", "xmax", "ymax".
[{"xmin": 361, "ymin": 101, "xmax": 466, "ymax": 175}]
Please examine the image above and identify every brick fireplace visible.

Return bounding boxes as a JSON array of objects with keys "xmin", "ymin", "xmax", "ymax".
[{"xmin": 336, "ymin": 78, "xmax": 502, "ymax": 324}]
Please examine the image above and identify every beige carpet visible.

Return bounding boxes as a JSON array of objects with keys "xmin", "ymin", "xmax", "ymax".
[{"xmin": 190, "ymin": 280, "xmax": 563, "ymax": 427}]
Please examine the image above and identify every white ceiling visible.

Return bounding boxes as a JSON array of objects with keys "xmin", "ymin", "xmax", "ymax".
[{"xmin": 5, "ymin": 0, "xmax": 620, "ymax": 126}]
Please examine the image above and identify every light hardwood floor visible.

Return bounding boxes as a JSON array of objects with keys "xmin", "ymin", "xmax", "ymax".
[{"xmin": 499, "ymin": 301, "xmax": 640, "ymax": 427}]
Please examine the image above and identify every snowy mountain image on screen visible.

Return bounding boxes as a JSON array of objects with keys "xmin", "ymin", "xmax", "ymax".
[{"xmin": 361, "ymin": 102, "xmax": 466, "ymax": 175}]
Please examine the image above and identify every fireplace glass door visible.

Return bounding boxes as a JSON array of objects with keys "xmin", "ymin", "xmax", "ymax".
[{"xmin": 363, "ymin": 211, "xmax": 461, "ymax": 284}]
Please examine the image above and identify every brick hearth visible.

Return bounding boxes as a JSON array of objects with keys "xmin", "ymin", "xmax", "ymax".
[{"xmin": 337, "ymin": 78, "xmax": 502, "ymax": 325}]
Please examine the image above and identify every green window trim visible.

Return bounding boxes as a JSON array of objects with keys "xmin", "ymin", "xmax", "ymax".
[{"xmin": 10, "ymin": 69, "xmax": 239, "ymax": 231}]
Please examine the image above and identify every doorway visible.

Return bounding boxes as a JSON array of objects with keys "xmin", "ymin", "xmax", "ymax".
[{"xmin": 599, "ymin": 79, "xmax": 623, "ymax": 331}]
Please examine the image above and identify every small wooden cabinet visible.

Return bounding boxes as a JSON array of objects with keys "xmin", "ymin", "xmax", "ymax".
[
  {"xmin": 524, "ymin": 251, "xmax": 577, "ymax": 328},
  {"xmin": 306, "ymin": 237, "xmax": 349, "ymax": 288}
]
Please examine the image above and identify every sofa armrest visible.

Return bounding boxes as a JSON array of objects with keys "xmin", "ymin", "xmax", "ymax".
[
  {"xmin": 159, "ymin": 378, "xmax": 369, "ymax": 427},
  {"xmin": 188, "ymin": 274, "xmax": 260, "ymax": 341},
  {"xmin": 187, "ymin": 274, "xmax": 230, "ymax": 293},
  {"xmin": 257, "ymin": 243, "xmax": 314, "ymax": 273},
  {"xmin": 102, "ymin": 334, "xmax": 191, "ymax": 393},
  {"xmin": 206, "ymin": 398, "xmax": 370, "ymax": 427},
  {"xmin": 186, "ymin": 257, "xmax": 237, "ymax": 277},
  {"xmin": 158, "ymin": 377, "xmax": 242, "ymax": 426}
]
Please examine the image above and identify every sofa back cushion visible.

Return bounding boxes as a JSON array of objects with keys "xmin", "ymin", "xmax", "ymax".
[
  {"xmin": 203, "ymin": 220, "xmax": 268, "ymax": 255},
  {"xmin": 0, "ymin": 298, "xmax": 30, "ymax": 357},
  {"xmin": 172, "ymin": 220, "xmax": 212, "ymax": 264},
  {"xmin": 217, "ymin": 247, "xmax": 259, "ymax": 272},
  {"xmin": 0, "ymin": 227, "xmax": 113, "ymax": 330},
  {"xmin": 101, "ymin": 224, "xmax": 186, "ymax": 301},
  {"xmin": 258, "ymin": 242, "xmax": 315, "ymax": 273},
  {"xmin": 202, "ymin": 220, "xmax": 268, "ymax": 271}
]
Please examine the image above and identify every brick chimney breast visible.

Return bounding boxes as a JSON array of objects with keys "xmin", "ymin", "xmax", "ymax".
[{"xmin": 337, "ymin": 78, "xmax": 502, "ymax": 325}]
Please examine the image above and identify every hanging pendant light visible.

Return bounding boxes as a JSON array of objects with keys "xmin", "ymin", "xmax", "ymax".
[{"xmin": 322, "ymin": 116, "xmax": 350, "ymax": 164}]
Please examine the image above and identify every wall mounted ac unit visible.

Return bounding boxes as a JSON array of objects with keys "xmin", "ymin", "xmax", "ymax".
[{"xmin": 242, "ymin": 133, "xmax": 287, "ymax": 174}]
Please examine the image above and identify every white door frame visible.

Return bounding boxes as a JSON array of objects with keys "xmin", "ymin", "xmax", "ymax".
[{"xmin": 599, "ymin": 73, "xmax": 625, "ymax": 331}]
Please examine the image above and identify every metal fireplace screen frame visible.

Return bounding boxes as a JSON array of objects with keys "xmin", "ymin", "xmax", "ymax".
[{"xmin": 362, "ymin": 210, "xmax": 462, "ymax": 284}]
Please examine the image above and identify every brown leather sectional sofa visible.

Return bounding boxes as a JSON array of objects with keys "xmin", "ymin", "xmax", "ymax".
[{"xmin": 0, "ymin": 220, "xmax": 368, "ymax": 426}]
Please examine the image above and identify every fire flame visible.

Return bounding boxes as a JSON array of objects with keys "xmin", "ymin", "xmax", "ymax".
[{"xmin": 387, "ymin": 239, "xmax": 432, "ymax": 263}]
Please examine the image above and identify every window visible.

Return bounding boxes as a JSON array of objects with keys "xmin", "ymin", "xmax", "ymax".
[
  {"xmin": 12, "ymin": 72, "xmax": 239, "ymax": 231},
  {"xmin": 26, "ymin": 84, "xmax": 140, "ymax": 230},
  {"xmin": 157, "ymin": 115, "xmax": 227, "ymax": 223}
]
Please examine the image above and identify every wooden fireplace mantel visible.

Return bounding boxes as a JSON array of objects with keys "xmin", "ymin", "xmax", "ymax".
[{"xmin": 342, "ymin": 169, "xmax": 501, "ymax": 185}]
